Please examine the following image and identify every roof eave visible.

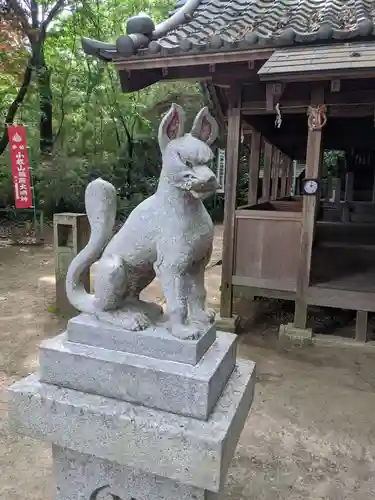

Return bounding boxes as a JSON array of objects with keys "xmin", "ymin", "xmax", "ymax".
[{"xmin": 113, "ymin": 47, "xmax": 275, "ymax": 70}]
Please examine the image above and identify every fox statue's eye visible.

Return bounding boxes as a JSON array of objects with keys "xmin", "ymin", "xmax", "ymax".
[{"xmin": 185, "ymin": 160, "xmax": 194, "ymax": 169}]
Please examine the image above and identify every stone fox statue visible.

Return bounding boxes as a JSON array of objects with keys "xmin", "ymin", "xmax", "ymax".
[{"xmin": 66, "ymin": 104, "xmax": 219, "ymax": 339}]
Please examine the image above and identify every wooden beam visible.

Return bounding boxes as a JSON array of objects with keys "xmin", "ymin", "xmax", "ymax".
[
  {"xmin": 242, "ymin": 104, "xmax": 375, "ymax": 118},
  {"xmin": 242, "ymin": 89, "xmax": 375, "ymax": 115},
  {"xmin": 247, "ymin": 130, "xmax": 261, "ymax": 205},
  {"xmin": 258, "ymin": 67, "xmax": 375, "ymax": 83},
  {"xmin": 115, "ymin": 48, "xmax": 274, "ymax": 70},
  {"xmin": 220, "ymin": 85, "xmax": 242, "ymax": 318},
  {"xmin": 355, "ymin": 311, "xmax": 368, "ymax": 342},
  {"xmin": 307, "ymin": 286, "xmax": 375, "ymax": 312},
  {"xmin": 262, "ymin": 141, "xmax": 273, "ymax": 201},
  {"xmin": 294, "ymin": 85, "xmax": 325, "ymax": 329}
]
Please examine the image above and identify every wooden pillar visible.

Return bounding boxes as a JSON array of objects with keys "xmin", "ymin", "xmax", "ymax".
[
  {"xmin": 247, "ymin": 130, "xmax": 261, "ymax": 205},
  {"xmin": 294, "ymin": 86, "xmax": 324, "ymax": 328},
  {"xmin": 262, "ymin": 141, "xmax": 273, "ymax": 201},
  {"xmin": 271, "ymin": 149, "xmax": 280, "ymax": 200},
  {"xmin": 355, "ymin": 311, "xmax": 368, "ymax": 342},
  {"xmin": 372, "ymin": 169, "xmax": 375, "ymax": 202},
  {"xmin": 220, "ymin": 85, "xmax": 242, "ymax": 318},
  {"xmin": 330, "ymin": 177, "xmax": 341, "ymax": 206},
  {"xmin": 280, "ymin": 154, "xmax": 287, "ymax": 197},
  {"xmin": 344, "ymin": 171, "xmax": 354, "ymax": 202},
  {"xmin": 342, "ymin": 171, "xmax": 353, "ymax": 222},
  {"xmin": 286, "ymin": 157, "xmax": 293, "ymax": 196}
]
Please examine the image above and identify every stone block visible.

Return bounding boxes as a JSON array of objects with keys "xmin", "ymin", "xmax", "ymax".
[
  {"xmin": 67, "ymin": 314, "xmax": 216, "ymax": 365},
  {"xmin": 52, "ymin": 445, "xmax": 218, "ymax": 500},
  {"xmin": 215, "ymin": 315, "xmax": 239, "ymax": 334},
  {"xmin": 279, "ymin": 323, "xmax": 314, "ymax": 346},
  {"xmin": 9, "ymin": 359, "xmax": 255, "ymax": 492},
  {"xmin": 53, "ymin": 214, "xmax": 90, "ymax": 317},
  {"xmin": 39, "ymin": 331, "xmax": 237, "ymax": 420}
]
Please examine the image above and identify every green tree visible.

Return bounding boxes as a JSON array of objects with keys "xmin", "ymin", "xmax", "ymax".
[{"xmin": 0, "ymin": 0, "xmax": 208, "ymax": 216}]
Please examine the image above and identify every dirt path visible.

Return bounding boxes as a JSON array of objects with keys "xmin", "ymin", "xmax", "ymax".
[
  {"xmin": 1, "ymin": 225, "xmax": 375, "ymax": 499},
  {"xmin": 0, "ymin": 240, "xmax": 64, "ymax": 500}
]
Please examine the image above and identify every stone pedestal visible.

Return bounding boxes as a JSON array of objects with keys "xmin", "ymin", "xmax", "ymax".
[{"xmin": 9, "ymin": 316, "xmax": 255, "ymax": 500}]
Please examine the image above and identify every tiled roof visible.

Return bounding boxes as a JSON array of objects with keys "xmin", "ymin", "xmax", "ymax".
[
  {"xmin": 161, "ymin": 0, "xmax": 375, "ymax": 48},
  {"xmin": 82, "ymin": 0, "xmax": 375, "ymax": 60}
]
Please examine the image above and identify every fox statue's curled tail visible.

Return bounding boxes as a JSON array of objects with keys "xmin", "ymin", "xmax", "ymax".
[{"xmin": 65, "ymin": 178, "xmax": 127, "ymax": 313}]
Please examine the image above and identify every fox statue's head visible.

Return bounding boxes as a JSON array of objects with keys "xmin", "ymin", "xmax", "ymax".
[{"xmin": 158, "ymin": 103, "xmax": 219, "ymax": 200}]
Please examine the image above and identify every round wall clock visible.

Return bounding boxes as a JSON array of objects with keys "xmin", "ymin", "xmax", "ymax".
[{"xmin": 302, "ymin": 178, "xmax": 319, "ymax": 195}]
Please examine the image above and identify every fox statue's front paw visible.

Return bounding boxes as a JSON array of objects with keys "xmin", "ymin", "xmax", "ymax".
[
  {"xmin": 190, "ymin": 308, "xmax": 216, "ymax": 326},
  {"xmin": 170, "ymin": 323, "xmax": 202, "ymax": 340}
]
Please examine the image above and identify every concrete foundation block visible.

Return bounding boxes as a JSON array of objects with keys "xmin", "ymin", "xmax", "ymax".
[
  {"xmin": 279, "ymin": 323, "xmax": 314, "ymax": 346},
  {"xmin": 215, "ymin": 315, "xmax": 239, "ymax": 334},
  {"xmin": 67, "ymin": 314, "xmax": 216, "ymax": 365},
  {"xmin": 52, "ymin": 446, "xmax": 219, "ymax": 500},
  {"xmin": 39, "ymin": 331, "xmax": 237, "ymax": 420},
  {"xmin": 9, "ymin": 358, "xmax": 255, "ymax": 493}
]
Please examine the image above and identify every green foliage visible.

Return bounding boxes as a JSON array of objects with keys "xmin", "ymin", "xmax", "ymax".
[
  {"xmin": 323, "ymin": 150, "xmax": 345, "ymax": 177},
  {"xmin": 0, "ymin": 0, "xmax": 208, "ymax": 219}
]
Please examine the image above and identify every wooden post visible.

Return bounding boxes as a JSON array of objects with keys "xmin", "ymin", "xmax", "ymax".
[
  {"xmin": 342, "ymin": 171, "xmax": 353, "ymax": 222},
  {"xmin": 355, "ymin": 311, "xmax": 368, "ymax": 342},
  {"xmin": 280, "ymin": 154, "xmax": 287, "ymax": 197},
  {"xmin": 271, "ymin": 149, "xmax": 280, "ymax": 200},
  {"xmin": 294, "ymin": 86, "xmax": 324, "ymax": 329},
  {"xmin": 220, "ymin": 85, "xmax": 242, "ymax": 318},
  {"xmin": 286, "ymin": 157, "xmax": 293, "ymax": 196},
  {"xmin": 247, "ymin": 130, "xmax": 261, "ymax": 205},
  {"xmin": 344, "ymin": 171, "xmax": 354, "ymax": 201},
  {"xmin": 333, "ymin": 177, "xmax": 341, "ymax": 209},
  {"xmin": 262, "ymin": 141, "xmax": 272, "ymax": 201}
]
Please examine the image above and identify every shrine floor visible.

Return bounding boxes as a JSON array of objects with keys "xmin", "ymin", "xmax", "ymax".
[{"xmin": 1, "ymin": 225, "xmax": 375, "ymax": 500}]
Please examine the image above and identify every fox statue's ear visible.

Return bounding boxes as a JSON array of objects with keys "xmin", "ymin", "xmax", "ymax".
[
  {"xmin": 158, "ymin": 103, "xmax": 185, "ymax": 152},
  {"xmin": 190, "ymin": 107, "xmax": 219, "ymax": 146}
]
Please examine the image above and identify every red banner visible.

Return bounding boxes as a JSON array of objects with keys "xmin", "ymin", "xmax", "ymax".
[{"xmin": 8, "ymin": 125, "xmax": 33, "ymax": 209}]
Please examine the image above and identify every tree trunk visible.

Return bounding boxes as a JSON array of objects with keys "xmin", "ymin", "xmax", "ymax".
[
  {"xmin": 35, "ymin": 47, "xmax": 53, "ymax": 154},
  {"xmin": 0, "ymin": 59, "xmax": 33, "ymax": 155}
]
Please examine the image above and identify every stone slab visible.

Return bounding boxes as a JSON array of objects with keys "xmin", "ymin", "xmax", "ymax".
[
  {"xmin": 39, "ymin": 331, "xmax": 237, "ymax": 420},
  {"xmin": 67, "ymin": 313, "xmax": 216, "ymax": 365},
  {"xmin": 53, "ymin": 445, "xmax": 218, "ymax": 500},
  {"xmin": 9, "ymin": 358, "xmax": 255, "ymax": 492}
]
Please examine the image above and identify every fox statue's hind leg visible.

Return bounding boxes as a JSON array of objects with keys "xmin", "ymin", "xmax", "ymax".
[{"xmin": 92, "ymin": 254, "xmax": 127, "ymax": 311}]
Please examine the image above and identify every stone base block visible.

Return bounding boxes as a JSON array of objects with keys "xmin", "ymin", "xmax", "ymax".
[
  {"xmin": 67, "ymin": 314, "xmax": 216, "ymax": 365},
  {"xmin": 9, "ymin": 359, "xmax": 255, "ymax": 492},
  {"xmin": 39, "ymin": 331, "xmax": 237, "ymax": 420},
  {"xmin": 53, "ymin": 445, "xmax": 218, "ymax": 500},
  {"xmin": 215, "ymin": 315, "xmax": 238, "ymax": 334},
  {"xmin": 279, "ymin": 323, "xmax": 314, "ymax": 346}
]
